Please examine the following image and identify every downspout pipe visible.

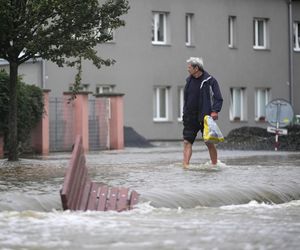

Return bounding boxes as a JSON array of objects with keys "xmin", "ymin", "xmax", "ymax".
[{"xmin": 288, "ymin": 0, "xmax": 294, "ymax": 106}]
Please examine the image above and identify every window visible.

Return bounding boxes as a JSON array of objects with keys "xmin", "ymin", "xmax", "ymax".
[
  {"xmin": 154, "ymin": 86, "xmax": 169, "ymax": 121},
  {"xmin": 178, "ymin": 87, "xmax": 184, "ymax": 121},
  {"xmin": 152, "ymin": 12, "xmax": 168, "ymax": 45},
  {"xmin": 253, "ymin": 18, "xmax": 269, "ymax": 49},
  {"xmin": 230, "ymin": 87, "xmax": 247, "ymax": 121},
  {"xmin": 96, "ymin": 85, "xmax": 114, "ymax": 94},
  {"xmin": 91, "ymin": 27, "xmax": 115, "ymax": 43},
  {"xmin": 255, "ymin": 88, "xmax": 270, "ymax": 121},
  {"xmin": 294, "ymin": 21, "xmax": 300, "ymax": 51},
  {"xmin": 228, "ymin": 16, "xmax": 237, "ymax": 48},
  {"xmin": 185, "ymin": 13, "xmax": 194, "ymax": 46}
]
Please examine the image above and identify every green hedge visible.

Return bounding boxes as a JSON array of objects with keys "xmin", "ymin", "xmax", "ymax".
[{"xmin": 0, "ymin": 69, "xmax": 44, "ymax": 152}]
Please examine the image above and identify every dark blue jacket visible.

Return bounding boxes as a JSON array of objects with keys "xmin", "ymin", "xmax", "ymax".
[{"xmin": 183, "ymin": 71, "xmax": 223, "ymax": 121}]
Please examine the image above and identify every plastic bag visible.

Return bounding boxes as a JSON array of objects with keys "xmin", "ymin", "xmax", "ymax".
[{"xmin": 203, "ymin": 115, "xmax": 224, "ymax": 143}]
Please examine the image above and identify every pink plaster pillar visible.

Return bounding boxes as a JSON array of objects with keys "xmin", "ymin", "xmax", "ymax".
[
  {"xmin": 0, "ymin": 134, "xmax": 4, "ymax": 159},
  {"xmin": 31, "ymin": 89, "xmax": 50, "ymax": 155},
  {"xmin": 94, "ymin": 93, "xmax": 124, "ymax": 150},
  {"xmin": 63, "ymin": 91, "xmax": 90, "ymax": 152},
  {"xmin": 98, "ymin": 93, "xmax": 125, "ymax": 150}
]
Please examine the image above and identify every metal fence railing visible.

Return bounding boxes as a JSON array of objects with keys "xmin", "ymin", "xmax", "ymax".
[{"xmin": 49, "ymin": 96, "xmax": 110, "ymax": 152}]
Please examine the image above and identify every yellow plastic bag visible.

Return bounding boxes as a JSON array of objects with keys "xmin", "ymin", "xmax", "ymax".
[{"xmin": 203, "ymin": 115, "xmax": 224, "ymax": 143}]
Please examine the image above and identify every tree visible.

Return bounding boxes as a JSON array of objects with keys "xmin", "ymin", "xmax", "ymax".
[
  {"xmin": 0, "ymin": 70, "xmax": 44, "ymax": 154},
  {"xmin": 0, "ymin": 0, "xmax": 129, "ymax": 161}
]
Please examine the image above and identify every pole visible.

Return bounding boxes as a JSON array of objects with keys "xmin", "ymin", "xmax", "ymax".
[
  {"xmin": 287, "ymin": 0, "xmax": 294, "ymax": 106},
  {"xmin": 275, "ymin": 102, "xmax": 282, "ymax": 151}
]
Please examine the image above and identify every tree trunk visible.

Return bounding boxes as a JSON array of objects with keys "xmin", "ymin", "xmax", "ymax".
[{"xmin": 8, "ymin": 62, "xmax": 19, "ymax": 161}]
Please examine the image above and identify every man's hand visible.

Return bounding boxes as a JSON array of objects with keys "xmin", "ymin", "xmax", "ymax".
[{"xmin": 210, "ymin": 111, "xmax": 218, "ymax": 120}]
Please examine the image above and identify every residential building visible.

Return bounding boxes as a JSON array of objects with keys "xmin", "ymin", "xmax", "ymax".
[{"xmin": 1, "ymin": 0, "xmax": 299, "ymax": 141}]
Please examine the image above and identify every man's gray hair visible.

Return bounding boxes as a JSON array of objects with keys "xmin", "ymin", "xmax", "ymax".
[{"xmin": 186, "ymin": 57, "xmax": 204, "ymax": 71}]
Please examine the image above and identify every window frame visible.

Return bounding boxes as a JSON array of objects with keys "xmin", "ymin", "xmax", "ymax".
[
  {"xmin": 253, "ymin": 18, "xmax": 268, "ymax": 50},
  {"xmin": 255, "ymin": 88, "xmax": 270, "ymax": 122},
  {"xmin": 185, "ymin": 13, "xmax": 193, "ymax": 46},
  {"xmin": 230, "ymin": 87, "xmax": 247, "ymax": 121},
  {"xmin": 153, "ymin": 86, "xmax": 170, "ymax": 122},
  {"xmin": 95, "ymin": 84, "xmax": 114, "ymax": 94},
  {"xmin": 177, "ymin": 86, "xmax": 184, "ymax": 121},
  {"xmin": 294, "ymin": 21, "xmax": 300, "ymax": 51},
  {"xmin": 228, "ymin": 16, "xmax": 237, "ymax": 48},
  {"xmin": 152, "ymin": 12, "xmax": 168, "ymax": 45}
]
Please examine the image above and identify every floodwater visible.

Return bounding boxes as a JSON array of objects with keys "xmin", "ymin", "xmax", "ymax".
[{"xmin": 0, "ymin": 143, "xmax": 300, "ymax": 250}]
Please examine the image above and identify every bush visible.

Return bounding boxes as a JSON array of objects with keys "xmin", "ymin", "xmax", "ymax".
[
  {"xmin": 0, "ymin": 69, "xmax": 44, "ymax": 153},
  {"xmin": 218, "ymin": 125, "xmax": 300, "ymax": 151}
]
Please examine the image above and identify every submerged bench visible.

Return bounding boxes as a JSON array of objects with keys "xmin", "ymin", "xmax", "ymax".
[{"xmin": 60, "ymin": 136, "xmax": 139, "ymax": 212}]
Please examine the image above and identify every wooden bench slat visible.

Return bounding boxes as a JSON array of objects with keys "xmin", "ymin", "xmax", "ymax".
[
  {"xmin": 68, "ymin": 154, "xmax": 87, "ymax": 209},
  {"xmin": 129, "ymin": 190, "xmax": 139, "ymax": 209},
  {"xmin": 78, "ymin": 178, "xmax": 92, "ymax": 211},
  {"xmin": 75, "ymin": 171, "xmax": 89, "ymax": 210},
  {"xmin": 96, "ymin": 185, "xmax": 109, "ymax": 211},
  {"xmin": 61, "ymin": 136, "xmax": 82, "ymax": 197},
  {"xmin": 106, "ymin": 187, "xmax": 119, "ymax": 211},
  {"xmin": 86, "ymin": 182, "xmax": 101, "ymax": 211},
  {"xmin": 117, "ymin": 187, "xmax": 129, "ymax": 212}
]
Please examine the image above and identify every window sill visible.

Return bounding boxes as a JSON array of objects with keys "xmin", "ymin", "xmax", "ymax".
[
  {"xmin": 253, "ymin": 46, "xmax": 270, "ymax": 51},
  {"xmin": 185, "ymin": 44, "xmax": 195, "ymax": 48},
  {"xmin": 228, "ymin": 45, "xmax": 237, "ymax": 49},
  {"xmin": 152, "ymin": 42, "xmax": 171, "ymax": 47},
  {"xmin": 153, "ymin": 119, "xmax": 172, "ymax": 123},
  {"xmin": 294, "ymin": 48, "xmax": 300, "ymax": 52},
  {"xmin": 104, "ymin": 41, "xmax": 116, "ymax": 45}
]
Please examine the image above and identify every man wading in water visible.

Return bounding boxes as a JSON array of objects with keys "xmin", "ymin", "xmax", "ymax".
[{"xmin": 182, "ymin": 57, "xmax": 223, "ymax": 168}]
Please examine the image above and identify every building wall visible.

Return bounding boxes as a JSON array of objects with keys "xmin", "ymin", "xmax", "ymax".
[
  {"xmin": 0, "ymin": 60, "xmax": 43, "ymax": 88},
  {"xmin": 293, "ymin": 1, "xmax": 300, "ymax": 116},
  {"xmin": 1, "ymin": 0, "xmax": 298, "ymax": 140}
]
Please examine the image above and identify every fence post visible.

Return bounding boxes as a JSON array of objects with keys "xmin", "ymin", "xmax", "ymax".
[
  {"xmin": 95, "ymin": 93, "xmax": 125, "ymax": 150},
  {"xmin": 63, "ymin": 91, "xmax": 91, "ymax": 152},
  {"xmin": 31, "ymin": 89, "xmax": 51, "ymax": 155}
]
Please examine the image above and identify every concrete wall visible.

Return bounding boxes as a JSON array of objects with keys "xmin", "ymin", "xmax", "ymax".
[
  {"xmin": 293, "ymin": 1, "xmax": 300, "ymax": 116},
  {"xmin": 1, "ymin": 0, "xmax": 298, "ymax": 140}
]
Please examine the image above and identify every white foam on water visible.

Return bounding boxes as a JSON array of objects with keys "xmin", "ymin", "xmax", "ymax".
[
  {"xmin": 187, "ymin": 160, "xmax": 227, "ymax": 171},
  {"xmin": 220, "ymin": 199, "xmax": 300, "ymax": 210}
]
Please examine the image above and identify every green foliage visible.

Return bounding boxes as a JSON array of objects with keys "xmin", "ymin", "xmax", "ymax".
[
  {"xmin": 0, "ymin": 70, "xmax": 44, "ymax": 151},
  {"xmin": 0, "ymin": 71, "xmax": 9, "ymax": 134},
  {"xmin": 0, "ymin": 0, "xmax": 129, "ymax": 159},
  {"xmin": 0, "ymin": 0, "xmax": 129, "ymax": 67}
]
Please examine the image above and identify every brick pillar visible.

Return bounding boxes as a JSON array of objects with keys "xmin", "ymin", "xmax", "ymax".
[
  {"xmin": 31, "ymin": 89, "xmax": 51, "ymax": 155},
  {"xmin": 63, "ymin": 92, "xmax": 90, "ymax": 152},
  {"xmin": 95, "ymin": 93, "xmax": 124, "ymax": 150}
]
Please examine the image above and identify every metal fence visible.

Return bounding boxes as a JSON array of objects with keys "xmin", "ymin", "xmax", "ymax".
[
  {"xmin": 89, "ymin": 97, "xmax": 110, "ymax": 151},
  {"xmin": 49, "ymin": 96, "xmax": 110, "ymax": 152},
  {"xmin": 49, "ymin": 97, "xmax": 74, "ymax": 152}
]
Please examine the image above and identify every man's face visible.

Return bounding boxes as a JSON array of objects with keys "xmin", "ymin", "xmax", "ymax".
[{"xmin": 187, "ymin": 64, "xmax": 199, "ymax": 76}]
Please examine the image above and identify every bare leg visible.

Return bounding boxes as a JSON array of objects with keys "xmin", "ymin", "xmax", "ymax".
[
  {"xmin": 205, "ymin": 142, "xmax": 217, "ymax": 165},
  {"xmin": 183, "ymin": 140, "xmax": 192, "ymax": 168}
]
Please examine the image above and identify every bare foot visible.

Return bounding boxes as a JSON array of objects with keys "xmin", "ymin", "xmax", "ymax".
[{"xmin": 183, "ymin": 163, "xmax": 189, "ymax": 169}]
